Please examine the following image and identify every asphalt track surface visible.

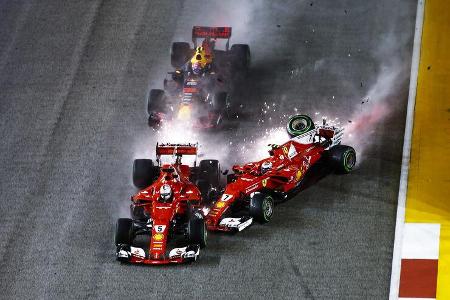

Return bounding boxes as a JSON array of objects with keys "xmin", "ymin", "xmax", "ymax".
[{"xmin": 0, "ymin": 1, "xmax": 417, "ymax": 299}]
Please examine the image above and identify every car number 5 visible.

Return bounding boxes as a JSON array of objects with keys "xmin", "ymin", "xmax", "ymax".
[{"xmin": 155, "ymin": 225, "xmax": 166, "ymax": 233}]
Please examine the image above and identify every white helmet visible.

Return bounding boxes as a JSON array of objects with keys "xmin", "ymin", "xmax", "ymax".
[
  {"xmin": 261, "ymin": 161, "xmax": 272, "ymax": 174},
  {"xmin": 160, "ymin": 184, "xmax": 172, "ymax": 201}
]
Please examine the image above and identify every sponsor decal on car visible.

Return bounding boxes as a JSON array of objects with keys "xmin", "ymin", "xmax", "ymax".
[
  {"xmin": 216, "ymin": 201, "xmax": 226, "ymax": 208},
  {"xmin": 262, "ymin": 178, "xmax": 268, "ymax": 187},
  {"xmin": 153, "ymin": 233, "xmax": 164, "ymax": 241},
  {"xmin": 288, "ymin": 144, "xmax": 298, "ymax": 159},
  {"xmin": 296, "ymin": 170, "xmax": 302, "ymax": 181},
  {"xmin": 245, "ymin": 182, "xmax": 259, "ymax": 193}
]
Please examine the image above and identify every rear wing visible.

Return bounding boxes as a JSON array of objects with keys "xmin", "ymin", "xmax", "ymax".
[
  {"xmin": 290, "ymin": 119, "xmax": 344, "ymax": 149},
  {"xmin": 192, "ymin": 26, "xmax": 232, "ymax": 49},
  {"xmin": 156, "ymin": 143, "xmax": 198, "ymax": 165},
  {"xmin": 317, "ymin": 125, "xmax": 343, "ymax": 148}
]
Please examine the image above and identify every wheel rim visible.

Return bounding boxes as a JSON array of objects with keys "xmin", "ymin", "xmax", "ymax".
[
  {"xmin": 291, "ymin": 118, "xmax": 307, "ymax": 131},
  {"xmin": 262, "ymin": 197, "xmax": 273, "ymax": 220},
  {"xmin": 344, "ymin": 151, "xmax": 356, "ymax": 171}
]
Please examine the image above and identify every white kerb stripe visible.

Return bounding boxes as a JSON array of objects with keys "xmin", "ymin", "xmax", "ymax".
[
  {"xmin": 401, "ymin": 223, "xmax": 440, "ymax": 259},
  {"xmin": 389, "ymin": 0, "xmax": 426, "ymax": 299}
]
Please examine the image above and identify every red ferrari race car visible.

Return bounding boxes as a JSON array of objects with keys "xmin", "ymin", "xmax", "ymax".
[
  {"xmin": 147, "ymin": 26, "xmax": 251, "ymax": 129},
  {"xmin": 115, "ymin": 143, "xmax": 221, "ymax": 264},
  {"xmin": 205, "ymin": 114, "xmax": 357, "ymax": 232}
]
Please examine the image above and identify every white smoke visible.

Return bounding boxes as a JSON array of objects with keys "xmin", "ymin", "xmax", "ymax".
[
  {"xmin": 344, "ymin": 30, "xmax": 412, "ymax": 160},
  {"xmin": 138, "ymin": 0, "xmax": 414, "ymax": 169}
]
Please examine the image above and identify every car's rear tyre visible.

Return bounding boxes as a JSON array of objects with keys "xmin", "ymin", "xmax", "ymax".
[
  {"xmin": 147, "ymin": 89, "xmax": 165, "ymax": 115},
  {"xmin": 249, "ymin": 193, "xmax": 274, "ymax": 224},
  {"xmin": 287, "ymin": 114, "xmax": 315, "ymax": 137},
  {"xmin": 196, "ymin": 179, "xmax": 211, "ymax": 203},
  {"xmin": 231, "ymin": 44, "xmax": 251, "ymax": 71},
  {"xmin": 212, "ymin": 92, "xmax": 228, "ymax": 112},
  {"xmin": 329, "ymin": 145, "xmax": 356, "ymax": 174},
  {"xmin": 199, "ymin": 159, "xmax": 220, "ymax": 188},
  {"xmin": 115, "ymin": 218, "xmax": 133, "ymax": 246},
  {"xmin": 171, "ymin": 42, "xmax": 191, "ymax": 68},
  {"xmin": 196, "ymin": 160, "xmax": 221, "ymax": 202},
  {"xmin": 133, "ymin": 159, "xmax": 159, "ymax": 189},
  {"xmin": 187, "ymin": 212, "xmax": 207, "ymax": 248}
]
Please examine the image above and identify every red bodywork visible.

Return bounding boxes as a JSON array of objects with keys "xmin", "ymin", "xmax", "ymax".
[
  {"xmin": 206, "ymin": 139, "xmax": 326, "ymax": 231},
  {"xmin": 129, "ymin": 144, "xmax": 202, "ymax": 264}
]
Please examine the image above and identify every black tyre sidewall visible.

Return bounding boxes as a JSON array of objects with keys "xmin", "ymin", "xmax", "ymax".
[
  {"xmin": 171, "ymin": 42, "xmax": 191, "ymax": 68},
  {"xmin": 199, "ymin": 160, "xmax": 220, "ymax": 189},
  {"xmin": 115, "ymin": 218, "xmax": 133, "ymax": 246},
  {"xmin": 212, "ymin": 92, "xmax": 228, "ymax": 112},
  {"xmin": 329, "ymin": 145, "xmax": 356, "ymax": 174},
  {"xmin": 133, "ymin": 159, "xmax": 158, "ymax": 189},
  {"xmin": 230, "ymin": 44, "xmax": 251, "ymax": 70},
  {"xmin": 188, "ymin": 213, "xmax": 207, "ymax": 248},
  {"xmin": 287, "ymin": 115, "xmax": 315, "ymax": 137},
  {"xmin": 249, "ymin": 193, "xmax": 274, "ymax": 223}
]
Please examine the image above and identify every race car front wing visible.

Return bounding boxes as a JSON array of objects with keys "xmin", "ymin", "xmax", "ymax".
[{"xmin": 116, "ymin": 244, "xmax": 200, "ymax": 265}]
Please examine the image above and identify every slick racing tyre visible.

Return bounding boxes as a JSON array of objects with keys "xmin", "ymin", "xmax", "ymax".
[
  {"xmin": 171, "ymin": 42, "xmax": 191, "ymax": 68},
  {"xmin": 329, "ymin": 145, "xmax": 356, "ymax": 174},
  {"xmin": 230, "ymin": 44, "xmax": 251, "ymax": 71},
  {"xmin": 147, "ymin": 89, "xmax": 165, "ymax": 115},
  {"xmin": 249, "ymin": 193, "xmax": 274, "ymax": 223},
  {"xmin": 196, "ymin": 179, "xmax": 212, "ymax": 203},
  {"xmin": 132, "ymin": 159, "xmax": 159, "ymax": 189},
  {"xmin": 287, "ymin": 114, "xmax": 315, "ymax": 137},
  {"xmin": 187, "ymin": 212, "xmax": 207, "ymax": 248},
  {"xmin": 212, "ymin": 92, "xmax": 228, "ymax": 112},
  {"xmin": 199, "ymin": 159, "xmax": 220, "ymax": 189},
  {"xmin": 115, "ymin": 218, "xmax": 133, "ymax": 246}
]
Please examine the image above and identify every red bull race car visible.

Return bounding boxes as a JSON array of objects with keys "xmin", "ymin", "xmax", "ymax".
[
  {"xmin": 147, "ymin": 26, "xmax": 250, "ymax": 129},
  {"xmin": 115, "ymin": 143, "xmax": 221, "ymax": 264},
  {"xmin": 205, "ymin": 114, "xmax": 357, "ymax": 232}
]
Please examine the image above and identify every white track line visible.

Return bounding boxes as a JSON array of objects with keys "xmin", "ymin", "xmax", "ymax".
[{"xmin": 389, "ymin": 0, "xmax": 426, "ymax": 299}]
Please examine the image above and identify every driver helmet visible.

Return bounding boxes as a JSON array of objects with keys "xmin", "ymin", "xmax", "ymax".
[
  {"xmin": 159, "ymin": 184, "xmax": 172, "ymax": 202},
  {"xmin": 261, "ymin": 161, "xmax": 272, "ymax": 174},
  {"xmin": 191, "ymin": 61, "xmax": 203, "ymax": 75},
  {"xmin": 190, "ymin": 47, "xmax": 210, "ymax": 75}
]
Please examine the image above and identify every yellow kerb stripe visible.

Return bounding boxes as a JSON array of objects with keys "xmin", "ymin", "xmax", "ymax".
[{"xmin": 405, "ymin": 0, "xmax": 450, "ymax": 298}]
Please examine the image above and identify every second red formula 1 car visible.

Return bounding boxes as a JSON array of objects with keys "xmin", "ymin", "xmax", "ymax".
[
  {"xmin": 115, "ymin": 143, "xmax": 221, "ymax": 264},
  {"xmin": 205, "ymin": 114, "xmax": 357, "ymax": 232}
]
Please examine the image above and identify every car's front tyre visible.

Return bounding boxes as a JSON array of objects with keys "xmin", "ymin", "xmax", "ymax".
[
  {"xmin": 249, "ymin": 193, "xmax": 274, "ymax": 224},
  {"xmin": 187, "ymin": 212, "xmax": 207, "ymax": 248}
]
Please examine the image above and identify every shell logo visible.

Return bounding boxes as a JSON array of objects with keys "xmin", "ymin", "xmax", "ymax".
[
  {"xmin": 153, "ymin": 233, "xmax": 164, "ymax": 241},
  {"xmin": 216, "ymin": 201, "xmax": 226, "ymax": 208}
]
